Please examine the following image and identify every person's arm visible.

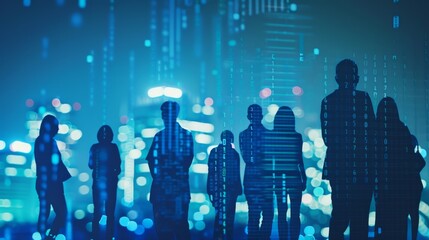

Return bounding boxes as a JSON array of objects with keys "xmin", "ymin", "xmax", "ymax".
[
  {"xmin": 365, "ymin": 93, "xmax": 377, "ymax": 182},
  {"xmin": 88, "ymin": 145, "xmax": 95, "ymax": 170},
  {"xmin": 146, "ymin": 134, "xmax": 158, "ymax": 178},
  {"xmin": 113, "ymin": 144, "xmax": 121, "ymax": 175},
  {"xmin": 297, "ymin": 135, "xmax": 307, "ymax": 191},
  {"xmin": 239, "ymin": 131, "xmax": 251, "ymax": 164},
  {"xmin": 207, "ymin": 148, "xmax": 216, "ymax": 198},
  {"xmin": 320, "ymin": 98, "xmax": 329, "ymax": 147},
  {"xmin": 184, "ymin": 131, "xmax": 194, "ymax": 170},
  {"xmin": 234, "ymin": 150, "xmax": 243, "ymax": 195}
]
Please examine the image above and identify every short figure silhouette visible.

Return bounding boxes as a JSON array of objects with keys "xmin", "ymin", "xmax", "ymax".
[
  {"xmin": 374, "ymin": 97, "xmax": 424, "ymax": 240},
  {"xmin": 239, "ymin": 104, "xmax": 274, "ymax": 240},
  {"xmin": 35, "ymin": 115, "xmax": 71, "ymax": 239},
  {"xmin": 207, "ymin": 130, "xmax": 242, "ymax": 240},
  {"xmin": 146, "ymin": 101, "xmax": 194, "ymax": 239},
  {"xmin": 320, "ymin": 59, "xmax": 376, "ymax": 240},
  {"xmin": 268, "ymin": 106, "xmax": 306, "ymax": 240},
  {"xmin": 89, "ymin": 125, "xmax": 121, "ymax": 240}
]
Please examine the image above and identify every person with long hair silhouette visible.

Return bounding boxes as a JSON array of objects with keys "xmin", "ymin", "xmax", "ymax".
[
  {"xmin": 146, "ymin": 101, "xmax": 194, "ymax": 239},
  {"xmin": 89, "ymin": 125, "xmax": 121, "ymax": 240},
  {"xmin": 207, "ymin": 130, "xmax": 242, "ymax": 240},
  {"xmin": 268, "ymin": 106, "xmax": 306, "ymax": 240},
  {"xmin": 35, "ymin": 114, "xmax": 71, "ymax": 239},
  {"xmin": 239, "ymin": 104, "xmax": 273, "ymax": 240},
  {"xmin": 407, "ymin": 135, "xmax": 425, "ymax": 240},
  {"xmin": 375, "ymin": 97, "xmax": 424, "ymax": 239},
  {"xmin": 320, "ymin": 59, "xmax": 376, "ymax": 240}
]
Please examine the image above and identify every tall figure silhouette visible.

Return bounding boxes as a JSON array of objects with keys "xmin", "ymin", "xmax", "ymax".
[
  {"xmin": 146, "ymin": 101, "xmax": 194, "ymax": 239},
  {"xmin": 239, "ymin": 104, "xmax": 273, "ymax": 240},
  {"xmin": 89, "ymin": 125, "xmax": 121, "ymax": 240},
  {"xmin": 374, "ymin": 97, "xmax": 424, "ymax": 240},
  {"xmin": 268, "ymin": 106, "xmax": 306, "ymax": 240},
  {"xmin": 207, "ymin": 130, "xmax": 242, "ymax": 240},
  {"xmin": 320, "ymin": 59, "xmax": 376, "ymax": 240},
  {"xmin": 35, "ymin": 115, "xmax": 71, "ymax": 240},
  {"xmin": 407, "ymin": 135, "xmax": 425, "ymax": 240}
]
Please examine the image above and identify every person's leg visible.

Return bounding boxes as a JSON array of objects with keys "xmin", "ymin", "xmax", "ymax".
[
  {"xmin": 276, "ymin": 190, "xmax": 288, "ymax": 240},
  {"xmin": 410, "ymin": 192, "xmax": 421, "ymax": 240},
  {"xmin": 37, "ymin": 188, "xmax": 51, "ymax": 239},
  {"xmin": 176, "ymin": 199, "xmax": 191, "ymax": 240},
  {"xmin": 49, "ymin": 183, "xmax": 67, "ymax": 237},
  {"xmin": 92, "ymin": 187, "xmax": 102, "ymax": 240},
  {"xmin": 260, "ymin": 193, "xmax": 274, "ymax": 240},
  {"xmin": 246, "ymin": 193, "xmax": 260, "ymax": 240},
  {"xmin": 289, "ymin": 189, "xmax": 302, "ymax": 240},
  {"xmin": 329, "ymin": 182, "xmax": 349, "ymax": 240},
  {"xmin": 106, "ymin": 184, "xmax": 118, "ymax": 240},
  {"xmin": 213, "ymin": 205, "xmax": 221, "ymax": 240},
  {"xmin": 225, "ymin": 195, "xmax": 237, "ymax": 240},
  {"xmin": 349, "ymin": 184, "xmax": 372, "ymax": 240},
  {"xmin": 153, "ymin": 203, "xmax": 173, "ymax": 239}
]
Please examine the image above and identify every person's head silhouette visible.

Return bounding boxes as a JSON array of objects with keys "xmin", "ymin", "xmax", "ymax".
[
  {"xmin": 247, "ymin": 104, "xmax": 263, "ymax": 125},
  {"xmin": 274, "ymin": 106, "xmax": 295, "ymax": 132},
  {"xmin": 161, "ymin": 101, "xmax": 180, "ymax": 128},
  {"xmin": 39, "ymin": 115, "xmax": 59, "ymax": 139},
  {"xmin": 377, "ymin": 97, "xmax": 400, "ymax": 124},
  {"xmin": 335, "ymin": 59, "xmax": 359, "ymax": 89},
  {"xmin": 97, "ymin": 125, "xmax": 114, "ymax": 143},
  {"xmin": 221, "ymin": 130, "xmax": 234, "ymax": 146}
]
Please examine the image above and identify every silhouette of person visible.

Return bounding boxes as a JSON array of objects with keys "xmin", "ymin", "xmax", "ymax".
[
  {"xmin": 407, "ymin": 135, "xmax": 425, "ymax": 240},
  {"xmin": 89, "ymin": 125, "xmax": 121, "ymax": 240},
  {"xmin": 146, "ymin": 101, "xmax": 194, "ymax": 239},
  {"xmin": 374, "ymin": 97, "xmax": 422, "ymax": 240},
  {"xmin": 239, "ymin": 104, "xmax": 274, "ymax": 240},
  {"xmin": 207, "ymin": 130, "xmax": 242, "ymax": 240},
  {"xmin": 320, "ymin": 59, "xmax": 376, "ymax": 240},
  {"xmin": 35, "ymin": 115, "xmax": 71, "ymax": 240},
  {"xmin": 267, "ymin": 106, "xmax": 306, "ymax": 240}
]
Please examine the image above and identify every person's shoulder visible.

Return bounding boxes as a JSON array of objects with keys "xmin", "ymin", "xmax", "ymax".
[
  {"xmin": 90, "ymin": 143, "xmax": 99, "ymax": 149},
  {"xmin": 355, "ymin": 90, "xmax": 370, "ymax": 98},
  {"xmin": 295, "ymin": 132, "xmax": 303, "ymax": 139},
  {"xmin": 153, "ymin": 129, "xmax": 163, "ymax": 138},
  {"xmin": 239, "ymin": 126, "xmax": 251, "ymax": 137},
  {"xmin": 323, "ymin": 90, "xmax": 339, "ymax": 101}
]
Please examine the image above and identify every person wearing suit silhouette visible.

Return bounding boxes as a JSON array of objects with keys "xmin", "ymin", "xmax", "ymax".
[
  {"xmin": 35, "ymin": 115, "xmax": 71, "ymax": 240},
  {"xmin": 267, "ymin": 106, "xmax": 306, "ymax": 240},
  {"xmin": 320, "ymin": 59, "xmax": 376, "ymax": 240},
  {"xmin": 89, "ymin": 125, "xmax": 121, "ymax": 240},
  {"xmin": 240, "ymin": 104, "xmax": 274, "ymax": 240},
  {"xmin": 207, "ymin": 130, "xmax": 242, "ymax": 240},
  {"xmin": 146, "ymin": 101, "xmax": 194, "ymax": 239}
]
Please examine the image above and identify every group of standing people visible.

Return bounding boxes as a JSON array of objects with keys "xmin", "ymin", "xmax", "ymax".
[
  {"xmin": 321, "ymin": 59, "xmax": 425, "ymax": 240},
  {"xmin": 33, "ymin": 58, "xmax": 425, "ymax": 240},
  {"xmin": 35, "ymin": 117, "xmax": 120, "ymax": 239},
  {"xmin": 146, "ymin": 101, "xmax": 307, "ymax": 240}
]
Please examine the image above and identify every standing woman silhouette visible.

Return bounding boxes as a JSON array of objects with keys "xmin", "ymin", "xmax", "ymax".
[
  {"xmin": 35, "ymin": 115, "xmax": 71, "ymax": 239},
  {"xmin": 89, "ymin": 125, "xmax": 121, "ymax": 240},
  {"xmin": 375, "ymin": 97, "xmax": 413, "ymax": 240},
  {"xmin": 270, "ymin": 106, "xmax": 306, "ymax": 240}
]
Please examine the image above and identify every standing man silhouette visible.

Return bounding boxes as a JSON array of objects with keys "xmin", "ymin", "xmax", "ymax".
[
  {"xmin": 89, "ymin": 125, "xmax": 121, "ymax": 240},
  {"xmin": 146, "ymin": 101, "xmax": 194, "ymax": 239},
  {"xmin": 240, "ymin": 104, "xmax": 274, "ymax": 240},
  {"xmin": 320, "ymin": 59, "xmax": 376, "ymax": 240},
  {"xmin": 35, "ymin": 115, "xmax": 71, "ymax": 240},
  {"xmin": 207, "ymin": 130, "xmax": 242, "ymax": 240}
]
